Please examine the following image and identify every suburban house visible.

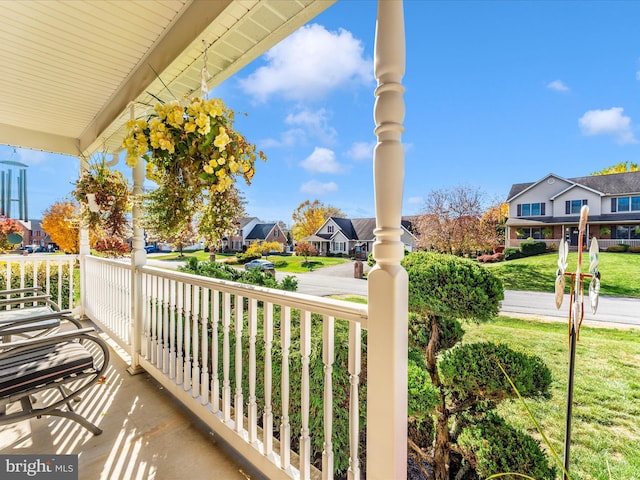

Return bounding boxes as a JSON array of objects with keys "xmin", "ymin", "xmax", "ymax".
[
  {"xmin": 506, "ymin": 171, "xmax": 640, "ymax": 249},
  {"xmin": 17, "ymin": 219, "xmax": 51, "ymax": 248},
  {"xmin": 303, "ymin": 216, "xmax": 418, "ymax": 258},
  {"xmin": 222, "ymin": 217, "xmax": 288, "ymax": 252}
]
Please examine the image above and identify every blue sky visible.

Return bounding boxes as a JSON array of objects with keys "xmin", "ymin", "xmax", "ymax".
[{"xmin": 3, "ymin": 0, "xmax": 640, "ymax": 226}]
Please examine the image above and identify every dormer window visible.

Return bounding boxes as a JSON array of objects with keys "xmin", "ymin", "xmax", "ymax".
[{"xmin": 327, "ymin": 225, "xmax": 334, "ymax": 233}]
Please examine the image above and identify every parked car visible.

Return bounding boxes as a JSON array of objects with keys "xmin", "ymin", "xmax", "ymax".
[
  {"xmin": 145, "ymin": 245, "xmax": 159, "ymax": 253},
  {"xmin": 243, "ymin": 259, "xmax": 275, "ymax": 271}
]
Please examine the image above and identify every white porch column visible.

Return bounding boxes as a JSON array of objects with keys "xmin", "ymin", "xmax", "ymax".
[
  {"xmin": 128, "ymin": 104, "xmax": 147, "ymax": 375},
  {"xmin": 78, "ymin": 158, "xmax": 91, "ymax": 318},
  {"xmin": 367, "ymin": 1, "xmax": 408, "ymax": 479}
]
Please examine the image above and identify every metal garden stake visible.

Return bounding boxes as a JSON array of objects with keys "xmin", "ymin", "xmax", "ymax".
[{"xmin": 554, "ymin": 205, "xmax": 601, "ymax": 479}]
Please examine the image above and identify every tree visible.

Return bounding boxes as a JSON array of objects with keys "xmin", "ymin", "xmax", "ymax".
[
  {"xmin": 294, "ymin": 241, "xmax": 317, "ymax": 262},
  {"xmin": 0, "ymin": 216, "xmax": 24, "ymax": 252},
  {"xmin": 196, "ymin": 186, "xmax": 246, "ymax": 260},
  {"xmin": 41, "ymin": 200, "xmax": 82, "ymax": 253},
  {"xmin": 415, "ymin": 185, "xmax": 486, "ymax": 256},
  {"xmin": 591, "ymin": 161, "xmax": 639, "ymax": 175},
  {"xmin": 478, "ymin": 201, "xmax": 509, "ymax": 250},
  {"xmin": 402, "ymin": 252, "xmax": 554, "ymax": 480},
  {"xmin": 245, "ymin": 241, "xmax": 282, "ymax": 260},
  {"xmin": 291, "ymin": 199, "xmax": 345, "ymax": 242}
]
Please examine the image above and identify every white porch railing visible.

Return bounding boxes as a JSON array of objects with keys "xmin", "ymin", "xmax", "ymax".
[
  {"xmin": 0, "ymin": 254, "xmax": 77, "ymax": 310},
  {"xmin": 83, "ymin": 256, "xmax": 368, "ymax": 480},
  {"xmin": 508, "ymin": 238, "xmax": 640, "ymax": 250}
]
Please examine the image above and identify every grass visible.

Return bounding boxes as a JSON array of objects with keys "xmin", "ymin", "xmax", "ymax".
[
  {"xmin": 483, "ymin": 252, "xmax": 640, "ymax": 298},
  {"xmin": 464, "ymin": 316, "xmax": 640, "ymax": 480},
  {"xmin": 152, "ymin": 251, "xmax": 349, "ymax": 273}
]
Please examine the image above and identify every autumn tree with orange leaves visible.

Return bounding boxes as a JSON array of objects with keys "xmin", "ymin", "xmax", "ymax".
[
  {"xmin": 41, "ymin": 200, "xmax": 100, "ymax": 254},
  {"xmin": 291, "ymin": 200, "xmax": 345, "ymax": 242},
  {"xmin": 0, "ymin": 216, "xmax": 24, "ymax": 252}
]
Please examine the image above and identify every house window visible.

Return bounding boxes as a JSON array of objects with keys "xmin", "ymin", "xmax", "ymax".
[
  {"xmin": 612, "ymin": 224, "xmax": 640, "ymax": 239},
  {"xmin": 274, "ymin": 230, "xmax": 279, "ymax": 237},
  {"xmin": 565, "ymin": 199, "xmax": 588, "ymax": 215},
  {"xmin": 333, "ymin": 242, "xmax": 345, "ymax": 252},
  {"xmin": 611, "ymin": 196, "xmax": 640, "ymax": 212},
  {"xmin": 516, "ymin": 202, "xmax": 545, "ymax": 217},
  {"xmin": 516, "ymin": 227, "xmax": 545, "ymax": 239},
  {"xmin": 327, "ymin": 225, "xmax": 334, "ymax": 233}
]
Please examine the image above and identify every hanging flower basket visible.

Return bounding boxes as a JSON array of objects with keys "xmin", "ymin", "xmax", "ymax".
[
  {"xmin": 73, "ymin": 162, "xmax": 131, "ymax": 236},
  {"xmin": 122, "ymin": 97, "xmax": 264, "ymax": 236},
  {"xmin": 122, "ymin": 97, "xmax": 264, "ymax": 193}
]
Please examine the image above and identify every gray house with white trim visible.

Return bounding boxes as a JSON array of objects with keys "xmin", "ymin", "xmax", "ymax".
[{"xmin": 506, "ymin": 171, "xmax": 640, "ymax": 248}]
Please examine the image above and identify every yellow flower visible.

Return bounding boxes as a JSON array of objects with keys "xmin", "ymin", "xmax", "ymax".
[{"xmin": 214, "ymin": 126, "xmax": 230, "ymax": 150}]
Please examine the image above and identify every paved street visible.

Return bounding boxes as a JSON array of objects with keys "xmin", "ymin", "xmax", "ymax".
[{"xmin": 147, "ymin": 257, "xmax": 640, "ymax": 329}]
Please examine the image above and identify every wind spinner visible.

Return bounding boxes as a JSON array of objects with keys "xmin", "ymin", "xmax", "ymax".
[{"xmin": 554, "ymin": 205, "xmax": 601, "ymax": 480}]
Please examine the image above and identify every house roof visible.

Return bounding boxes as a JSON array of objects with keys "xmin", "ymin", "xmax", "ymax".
[
  {"xmin": 238, "ymin": 217, "xmax": 260, "ymax": 229},
  {"xmin": 0, "ymin": 1, "xmax": 335, "ymax": 158},
  {"xmin": 245, "ymin": 223, "xmax": 275, "ymax": 240},
  {"xmin": 306, "ymin": 216, "xmax": 417, "ymax": 242},
  {"xmin": 507, "ymin": 171, "xmax": 640, "ymax": 201}
]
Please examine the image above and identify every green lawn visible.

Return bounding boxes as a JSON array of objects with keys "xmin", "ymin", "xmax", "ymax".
[
  {"xmin": 152, "ymin": 251, "xmax": 349, "ymax": 273},
  {"xmin": 464, "ymin": 317, "xmax": 640, "ymax": 480},
  {"xmin": 483, "ymin": 252, "xmax": 640, "ymax": 298}
]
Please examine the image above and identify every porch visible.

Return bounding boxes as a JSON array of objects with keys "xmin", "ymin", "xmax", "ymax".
[
  {"xmin": 0, "ymin": 1, "xmax": 408, "ymax": 479},
  {"xmin": 1, "ymin": 253, "xmax": 371, "ymax": 479}
]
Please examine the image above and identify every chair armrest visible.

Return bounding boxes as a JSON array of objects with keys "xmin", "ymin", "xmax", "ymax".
[
  {"xmin": 0, "ymin": 327, "xmax": 98, "ymax": 357},
  {"xmin": 0, "ymin": 310, "xmax": 79, "ymax": 335}
]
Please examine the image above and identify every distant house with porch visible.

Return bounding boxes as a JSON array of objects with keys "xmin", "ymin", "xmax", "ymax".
[
  {"xmin": 506, "ymin": 171, "xmax": 640, "ymax": 249},
  {"xmin": 222, "ymin": 217, "xmax": 287, "ymax": 252},
  {"xmin": 18, "ymin": 220, "xmax": 51, "ymax": 247},
  {"xmin": 303, "ymin": 216, "xmax": 418, "ymax": 258}
]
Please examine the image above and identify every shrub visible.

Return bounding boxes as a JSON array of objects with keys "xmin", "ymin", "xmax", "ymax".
[
  {"xmin": 457, "ymin": 412, "xmax": 557, "ymax": 479},
  {"xmin": 606, "ymin": 244, "xmax": 630, "ymax": 252},
  {"xmin": 477, "ymin": 252, "xmax": 504, "ymax": 263},
  {"xmin": 401, "ymin": 251, "xmax": 554, "ymax": 480},
  {"xmin": 629, "ymin": 246, "xmax": 640, "ymax": 253},
  {"xmin": 0, "ymin": 262, "xmax": 75, "ymax": 309},
  {"xmin": 235, "ymin": 252, "xmax": 261, "ymax": 263},
  {"xmin": 504, "ymin": 247, "xmax": 523, "ymax": 260},
  {"xmin": 519, "ymin": 240, "xmax": 547, "ymax": 256},
  {"xmin": 178, "ymin": 260, "xmax": 297, "ymax": 291}
]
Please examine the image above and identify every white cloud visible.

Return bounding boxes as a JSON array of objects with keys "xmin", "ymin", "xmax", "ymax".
[
  {"xmin": 636, "ymin": 71, "xmax": 640, "ymax": 81},
  {"xmin": 547, "ymin": 80, "xmax": 569, "ymax": 92},
  {"xmin": 578, "ymin": 107, "xmax": 637, "ymax": 144},
  {"xmin": 300, "ymin": 147, "xmax": 342, "ymax": 173},
  {"xmin": 407, "ymin": 196, "xmax": 424, "ymax": 205},
  {"xmin": 300, "ymin": 180, "xmax": 338, "ymax": 195},
  {"xmin": 238, "ymin": 24, "xmax": 373, "ymax": 102},
  {"xmin": 286, "ymin": 108, "xmax": 337, "ymax": 145},
  {"xmin": 347, "ymin": 141, "xmax": 375, "ymax": 161}
]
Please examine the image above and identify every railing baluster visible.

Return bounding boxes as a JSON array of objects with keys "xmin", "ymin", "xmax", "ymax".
[
  {"xmin": 300, "ymin": 309, "xmax": 311, "ymax": 479},
  {"xmin": 200, "ymin": 287, "xmax": 210, "ymax": 405},
  {"xmin": 263, "ymin": 302, "xmax": 274, "ymax": 456},
  {"xmin": 280, "ymin": 306, "xmax": 291, "ymax": 471},
  {"xmin": 234, "ymin": 294, "xmax": 244, "ymax": 432},
  {"xmin": 162, "ymin": 278, "xmax": 170, "ymax": 373},
  {"xmin": 322, "ymin": 316, "xmax": 335, "ymax": 479},
  {"xmin": 67, "ymin": 256, "xmax": 74, "ymax": 308},
  {"xmin": 192, "ymin": 285, "xmax": 200, "ymax": 398},
  {"xmin": 171, "ymin": 282, "xmax": 184, "ymax": 385},
  {"xmin": 348, "ymin": 321, "xmax": 362, "ymax": 480},
  {"xmin": 184, "ymin": 282, "xmax": 192, "ymax": 390},
  {"xmin": 222, "ymin": 292, "xmax": 231, "ymax": 423},
  {"xmin": 212, "ymin": 289, "xmax": 220, "ymax": 413},
  {"xmin": 248, "ymin": 297, "xmax": 258, "ymax": 444}
]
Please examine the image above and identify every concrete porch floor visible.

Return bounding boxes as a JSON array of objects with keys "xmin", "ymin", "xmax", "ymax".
[{"xmin": 0, "ymin": 331, "xmax": 256, "ymax": 480}]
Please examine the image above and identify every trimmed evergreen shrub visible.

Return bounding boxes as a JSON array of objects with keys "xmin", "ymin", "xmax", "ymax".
[
  {"xmin": 457, "ymin": 412, "xmax": 557, "ymax": 479},
  {"xmin": 504, "ymin": 247, "xmax": 523, "ymax": 260},
  {"xmin": 607, "ymin": 243, "xmax": 630, "ymax": 252},
  {"xmin": 236, "ymin": 252, "xmax": 261, "ymax": 263},
  {"xmin": 520, "ymin": 240, "xmax": 547, "ymax": 256}
]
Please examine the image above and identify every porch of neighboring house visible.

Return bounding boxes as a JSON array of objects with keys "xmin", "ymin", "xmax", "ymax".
[{"xmin": 506, "ymin": 223, "xmax": 640, "ymax": 250}]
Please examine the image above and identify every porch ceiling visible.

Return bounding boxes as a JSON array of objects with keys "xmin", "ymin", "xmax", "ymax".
[{"xmin": 0, "ymin": 0, "xmax": 335, "ymax": 158}]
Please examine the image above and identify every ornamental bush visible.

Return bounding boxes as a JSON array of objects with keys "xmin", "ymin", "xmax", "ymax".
[
  {"xmin": 402, "ymin": 251, "xmax": 554, "ymax": 480},
  {"xmin": 520, "ymin": 240, "xmax": 547, "ymax": 256}
]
